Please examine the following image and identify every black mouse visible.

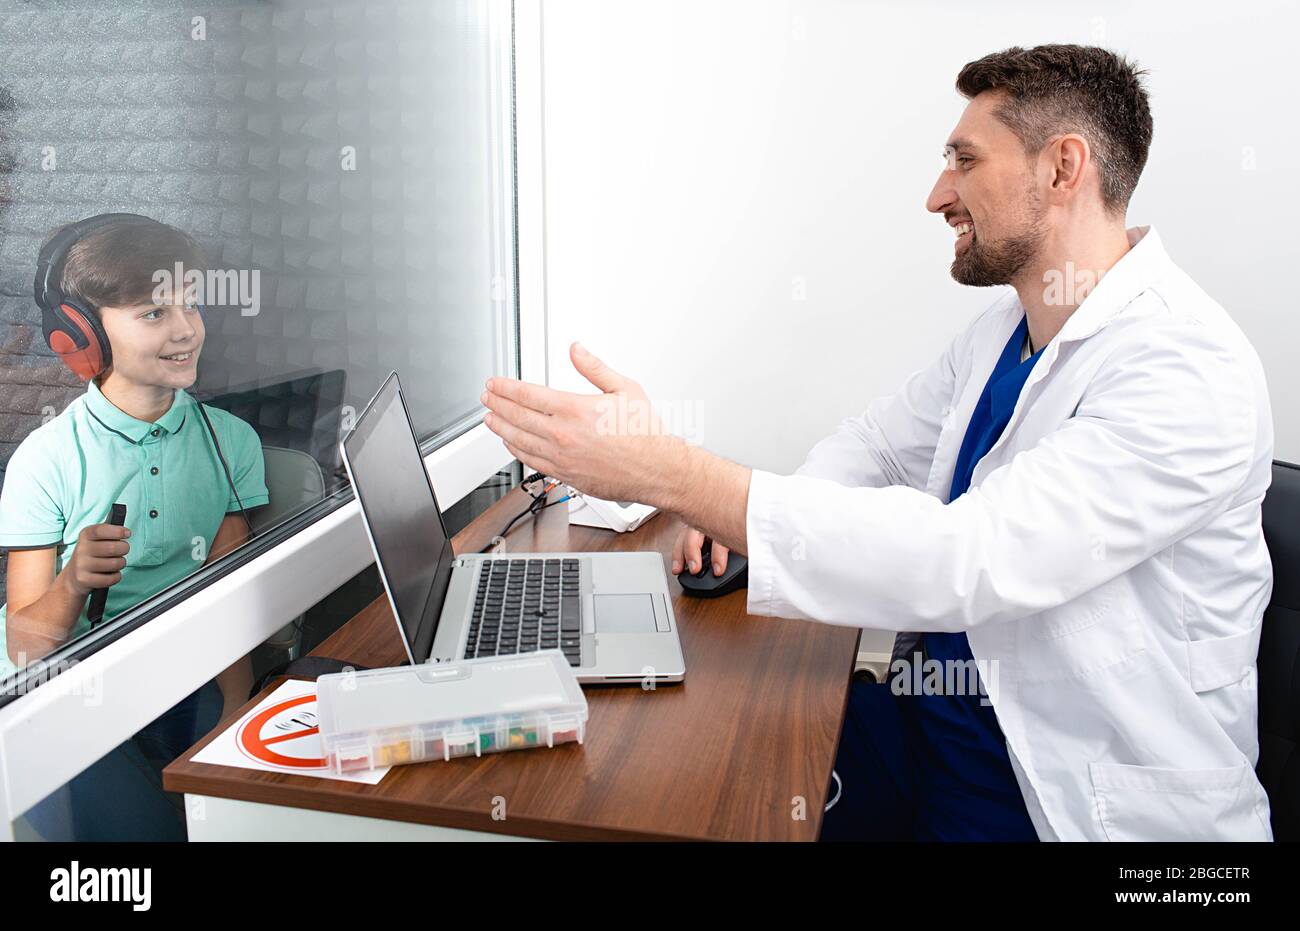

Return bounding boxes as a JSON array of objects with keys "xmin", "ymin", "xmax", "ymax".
[{"xmin": 678, "ymin": 538, "xmax": 748, "ymax": 598}]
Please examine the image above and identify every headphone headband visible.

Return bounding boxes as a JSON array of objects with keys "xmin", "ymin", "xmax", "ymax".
[{"xmin": 34, "ymin": 212, "xmax": 156, "ymax": 314}]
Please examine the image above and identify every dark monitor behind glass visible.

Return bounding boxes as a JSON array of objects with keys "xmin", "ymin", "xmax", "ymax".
[{"xmin": 341, "ymin": 373, "xmax": 454, "ymax": 663}]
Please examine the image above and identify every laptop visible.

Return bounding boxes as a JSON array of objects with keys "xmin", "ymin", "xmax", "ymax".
[{"xmin": 340, "ymin": 372, "xmax": 686, "ymax": 684}]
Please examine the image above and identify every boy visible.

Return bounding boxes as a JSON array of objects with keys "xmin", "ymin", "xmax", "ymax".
[{"xmin": 0, "ymin": 215, "xmax": 268, "ymax": 723}]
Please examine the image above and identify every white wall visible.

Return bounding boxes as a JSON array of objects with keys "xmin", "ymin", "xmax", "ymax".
[{"xmin": 540, "ymin": 0, "xmax": 1300, "ymax": 473}]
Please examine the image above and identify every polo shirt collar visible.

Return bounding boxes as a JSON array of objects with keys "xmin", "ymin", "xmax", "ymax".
[
  {"xmin": 1055, "ymin": 225, "xmax": 1171, "ymax": 344},
  {"xmin": 84, "ymin": 380, "xmax": 191, "ymax": 444}
]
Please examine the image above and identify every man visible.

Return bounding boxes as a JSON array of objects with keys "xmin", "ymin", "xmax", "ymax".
[{"xmin": 480, "ymin": 45, "xmax": 1274, "ymax": 841}]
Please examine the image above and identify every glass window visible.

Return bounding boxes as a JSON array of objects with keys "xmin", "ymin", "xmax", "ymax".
[{"xmin": 0, "ymin": 0, "xmax": 518, "ymax": 694}]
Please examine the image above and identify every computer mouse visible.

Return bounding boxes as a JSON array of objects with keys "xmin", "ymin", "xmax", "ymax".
[{"xmin": 678, "ymin": 538, "xmax": 748, "ymax": 598}]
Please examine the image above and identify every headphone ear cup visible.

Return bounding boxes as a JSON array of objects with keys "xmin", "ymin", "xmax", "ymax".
[{"xmin": 47, "ymin": 302, "xmax": 111, "ymax": 381}]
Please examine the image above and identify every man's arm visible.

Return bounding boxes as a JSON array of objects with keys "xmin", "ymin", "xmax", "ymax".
[
  {"xmin": 740, "ymin": 324, "xmax": 1258, "ymax": 631},
  {"xmin": 480, "ymin": 317, "xmax": 969, "ymax": 560},
  {"xmin": 669, "ymin": 309, "xmax": 991, "ymax": 573},
  {"xmin": 661, "ymin": 445, "xmax": 753, "ymax": 556},
  {"xmin": 479, "ymin": 323, "xmax": 1256, "ymax": 635}
]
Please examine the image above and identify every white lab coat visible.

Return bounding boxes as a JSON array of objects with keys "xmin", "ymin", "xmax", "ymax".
[{"xmin": 745, "ymin": 226, "xmax": 1274, "ymax": 841}]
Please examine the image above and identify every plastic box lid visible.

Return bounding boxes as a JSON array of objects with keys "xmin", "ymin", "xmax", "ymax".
[{"xmin": 315, "ymin": 650, "xmax": 587, "ymax": 767}]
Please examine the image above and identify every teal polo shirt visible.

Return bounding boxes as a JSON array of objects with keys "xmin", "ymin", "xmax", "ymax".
[{"xmin": 0, "ymin": 381, "xmax": 268, "ymax": 679}]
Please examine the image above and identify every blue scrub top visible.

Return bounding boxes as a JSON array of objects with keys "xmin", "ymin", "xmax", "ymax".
[{"xmin": 904, "ymin": 313, "xmax": 1043, "ymax": 841}]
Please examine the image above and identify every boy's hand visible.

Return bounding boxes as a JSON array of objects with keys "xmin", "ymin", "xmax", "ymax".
[{"xmin": 60, "ymin": 523, "xmax": 131, "ymax": 598}]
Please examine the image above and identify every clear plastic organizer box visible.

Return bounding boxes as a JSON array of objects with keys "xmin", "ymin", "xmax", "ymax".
[{"xmin": 315, "ymin": 650, "xmax": 588, "ymax": 774}]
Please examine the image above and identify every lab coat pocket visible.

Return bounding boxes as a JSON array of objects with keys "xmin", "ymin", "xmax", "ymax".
[{"xmin": 1088, "ymin": 758, "xmax": 1265, "ymax": 841}]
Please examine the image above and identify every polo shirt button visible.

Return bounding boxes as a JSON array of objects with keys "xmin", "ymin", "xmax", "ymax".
[
  {"xmin": 151, "ymin": 429, "xmax": 160, "ymax": 437},
  {"xmin": 150, "ymin": 466, "xmax": 159, "ymax": 475},
  {"xmin": 149, "ymin": 509, "xmax": 159, "ymax": 519}
]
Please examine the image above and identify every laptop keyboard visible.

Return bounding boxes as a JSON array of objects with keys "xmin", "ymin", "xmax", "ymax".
[{"xmin": 464, "ymin": 558, "xmax": 582, "ymax": 666}]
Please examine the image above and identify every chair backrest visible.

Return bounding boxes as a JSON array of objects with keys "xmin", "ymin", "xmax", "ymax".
[
  {"xmin": 250, "ymin": 445, "xmax": 326, "ymax": 534},
  {"xmin": 1258, "ymin": 460, "xmax": 1300, "ymax": 841}
]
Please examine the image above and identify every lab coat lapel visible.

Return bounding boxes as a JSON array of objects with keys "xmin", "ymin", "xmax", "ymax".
[{"xmin": 968, "ymin": 226, "xmax": 1168, "ymax": 484}]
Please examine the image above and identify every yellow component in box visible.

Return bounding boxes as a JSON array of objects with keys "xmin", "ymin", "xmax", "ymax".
[{"xmin": 375, "ymin": 740, "xmax": 414, "ymax": 766}]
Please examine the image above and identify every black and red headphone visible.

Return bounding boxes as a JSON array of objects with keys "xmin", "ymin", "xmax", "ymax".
[{"xmin": 35, "ymin": 212, "xmax": 160, "ymax": 381}]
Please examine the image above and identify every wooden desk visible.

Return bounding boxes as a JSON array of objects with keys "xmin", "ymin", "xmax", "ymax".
[{"xmin": 164, "ymin": 486, "xmax": 860, "ymax": 841}]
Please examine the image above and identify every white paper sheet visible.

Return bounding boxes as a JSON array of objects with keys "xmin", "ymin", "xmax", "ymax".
[{"xmin": 191, "ymin": 678, "xmax": 390, "ymax": 784}]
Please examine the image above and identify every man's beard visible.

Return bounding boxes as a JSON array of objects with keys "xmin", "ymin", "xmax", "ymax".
[{"xmin": 950, "ymin": 198, "xmax": 1047, "ymax": 287}]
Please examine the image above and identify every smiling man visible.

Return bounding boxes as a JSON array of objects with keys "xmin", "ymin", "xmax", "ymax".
[{"xmin": 481, "ymin": 45, "xmax": 1274, "ymax": 841}]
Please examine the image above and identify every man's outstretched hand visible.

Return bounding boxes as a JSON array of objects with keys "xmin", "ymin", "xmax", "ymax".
[{"xmin": 481, "ymin": 342, "xmax": 688, "ymax": 508}]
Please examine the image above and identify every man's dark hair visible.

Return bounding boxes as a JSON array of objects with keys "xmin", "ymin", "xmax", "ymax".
[
  {"xmin": 956, "ymin": 44, "xmax": 1153, "ymax": 215},
  {"xmin": 44, "ymin": 218, "xmax": 207, "ymax": 312}
]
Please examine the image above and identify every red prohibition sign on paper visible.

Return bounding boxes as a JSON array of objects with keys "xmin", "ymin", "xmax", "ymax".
[{"xmin": 236, "ymin": 693, "xmax": 326, "ymax": 769}]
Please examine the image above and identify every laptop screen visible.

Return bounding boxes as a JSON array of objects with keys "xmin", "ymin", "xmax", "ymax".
[{"xmin": 341, "ymin": 373, "xmax": 454, "ymax": 663}]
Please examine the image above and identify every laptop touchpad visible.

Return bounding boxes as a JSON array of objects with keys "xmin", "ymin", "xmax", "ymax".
[{"xmin": 593, "ymin": 593, "xmax": 657, "ymax": 633}]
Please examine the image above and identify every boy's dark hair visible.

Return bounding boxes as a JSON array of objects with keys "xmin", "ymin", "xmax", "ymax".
[
  {"xmin": 45, "ymin": 217, "xmax": 207, "ymax": 312},
  {"xmin": 956, "ymin": 44, "xmax": 1153, "ymax": 215}
]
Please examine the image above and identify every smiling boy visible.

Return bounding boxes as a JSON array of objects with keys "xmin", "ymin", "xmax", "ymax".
[{"xmin": 0, "ymin": 216, "xmax": 268, "ymax": 719}]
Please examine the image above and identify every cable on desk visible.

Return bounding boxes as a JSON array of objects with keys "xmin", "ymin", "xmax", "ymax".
[
  {"xmin": 824, "ymin": 769, "xmax": 843, "ymax": 813},
  {"xmin": 480, "ymin": 473, "xmax": 571, "ymax": 553}
]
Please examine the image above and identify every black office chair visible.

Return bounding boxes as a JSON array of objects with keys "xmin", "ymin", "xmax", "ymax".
[{"xmin": 1258, "ymin": 460, "xmax": 1300, "ymax": 841}]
